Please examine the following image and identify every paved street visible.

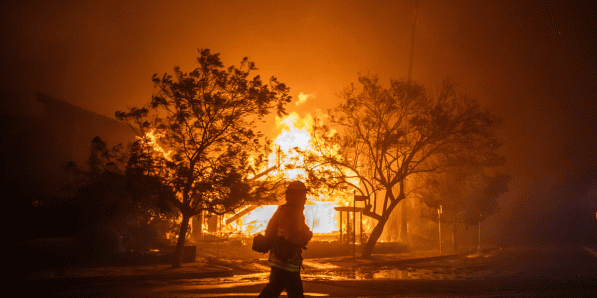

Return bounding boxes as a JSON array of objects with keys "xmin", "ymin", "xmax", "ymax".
[{"xmin": 25, "ymin": 245, "xmax": 596, "ymax": 297}]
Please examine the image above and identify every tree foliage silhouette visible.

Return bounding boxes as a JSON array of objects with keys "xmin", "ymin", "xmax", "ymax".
[
  {"xmin": 303, "ymin": 75, "xmax": 504, "ymax": 258},
  {"xmin": 419, "ymin": 167, "xmax": 510, "ymax": 250},
  {"xmin": 116, "ymin": 49, "xmax": 291, "ymax": 267},
  {"xmin": 65, "ymin": 137, "xmax": 178, "ymax": 259}
]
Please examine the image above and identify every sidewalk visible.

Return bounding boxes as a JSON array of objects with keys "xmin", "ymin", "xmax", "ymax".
[
  {"xmin": 18, "ymin": 237, "xmax": 494, "ymax": 282},
  {"xmin": 301, "ymin": 248, "xmax": 492, "ymax": 272},
  {"xmin": 25, "ymin": 249, "xmax": 486, "ymax": 282},
  {"xmin": 25, "ymin": 262, "xmax": 234, "ymax": 281}
]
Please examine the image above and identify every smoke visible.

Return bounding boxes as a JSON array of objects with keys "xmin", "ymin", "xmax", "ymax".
[{"xmin": 2, "ymin": 0, "xmax": 596, "ymax": 245}]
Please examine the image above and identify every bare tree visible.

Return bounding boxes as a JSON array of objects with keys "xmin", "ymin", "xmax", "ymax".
[
  {"xmin": 116, "ymin": 49, "xmax": 291, "ymax": 267},
  {"xmin": 304, "ymin": 75, "xmax": 504, "ymax": 258}
]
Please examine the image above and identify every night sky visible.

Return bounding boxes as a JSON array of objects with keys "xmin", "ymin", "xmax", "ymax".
[{"xmin": 2, "ymin": 0, "xmax": 596, "ymax": 245}]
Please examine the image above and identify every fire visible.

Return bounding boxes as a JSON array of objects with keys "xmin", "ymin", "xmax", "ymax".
[
  {"xmin": 227, "ymin": 205, "xmax": 278, "ymax": 235},
  {"xmin": 139, "ymin": 111, "xmax": 371, "ymax": 240},
  {"xmin": 141, "ymin": 129, "xmax": 172, "ymax": 160},
  {"xmin": 305, "ymin": 201, "xmax": 338, "ymax": 233},
  {"xmin": 269, "ymin": 112, "xmax": 312, "ymax": 180},
  {"xmin": 226, "ymin": 111, "xmax": 358, "ymax": 236},
  {"xmin": 271, "ymin": 112, "xmax": 345, "ymax": 234}
]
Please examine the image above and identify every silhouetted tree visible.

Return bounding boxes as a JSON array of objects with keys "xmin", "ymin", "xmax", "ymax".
[
  {"xmin": 116, "ymin": 49, "xmax": 291, "ymax": 267},
  {"xmin": 419, "ymin": 167, "xmax": 510, "ymax": 251},
  {"xmin": 65, "ymin": 137, "xmax": 178, "ymax": 261},
  {"xmin": 303, "ymin": 75, "xmax": 504, "ymax": 258},
  {"xmin": 464, "ymin": 173, "xmax": 511, "ymax": 224}
]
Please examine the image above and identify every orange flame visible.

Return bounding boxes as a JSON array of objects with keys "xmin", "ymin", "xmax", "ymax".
[
  {"xmin": 141, "ymin": 113, "xmax": 372, "ymax": 238},
  {"xmin": 141, "ymin": 129, "xmax": 172, "ymax": 161},
  {"xmin": 227, "ymin": 112, "xmax": 361, "ymax": 235}
]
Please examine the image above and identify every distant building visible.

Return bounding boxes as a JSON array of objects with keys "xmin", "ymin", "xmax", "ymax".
[{"xmin": 1, "ymin": 91, "xmax": 136, "ymax": 205}]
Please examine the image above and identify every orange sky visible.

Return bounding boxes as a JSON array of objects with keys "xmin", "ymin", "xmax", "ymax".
[{"xmin": 2, "ymin": 0, "xmax": 596, "ymax": 244}]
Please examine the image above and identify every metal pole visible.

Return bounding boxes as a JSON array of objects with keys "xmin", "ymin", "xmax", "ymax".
[
  {"xmin": 360, "ymin": 211, "xmax": 363, "ymax": 246},
  {"xmin": 478, "ymin": 221, "xmax": 481, "ymax": 250},
  {"xmin": 200, "ymin": 211, "xmax": 204, "ymax": 239},
  {"xmin": 407, "ymin": 1, "xmax": 419, "ymax": 82},
  {"xmin": 339, "ymin": 210, "xmax": 343, "ymax": 244},
  {"xmin": 353, "ymin": 197, "xmax": 356, "ymax": 260},
  {"xmin": 438, "ymin": 205, "xmax": 442, "ymax": 255}
]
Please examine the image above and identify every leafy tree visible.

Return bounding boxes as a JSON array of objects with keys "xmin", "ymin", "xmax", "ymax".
[
  {"xmin": 116, "ymin": 49, "xmax": 291, "ymax": 267},
  {"xmin": 464, "ymin": 172, "xmax": 511, "ymax": 224},
  {"xmin": 65, "ymin": 137, "xmax": 177, "ymax": 260},
  {"xmin": 419, "ymin": 167, "xmax": 510, "ymax": 251},
  {"xmin": 304, "ymin": 75, "xmax": 504, "ymax": 258}
]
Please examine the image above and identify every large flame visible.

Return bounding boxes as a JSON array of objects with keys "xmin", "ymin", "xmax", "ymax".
[
  {"xmin": 270, "ymin": 112, "xmax": 312, "ymax": 180},
  {"xmin": 227, "ymin": 112, "xmax": 360, "ymax": 236},
  {"xmin": 140, "ymin": 111, "xmax": 372, "ymax": 240},
  {"xmin": 143, "ymin": 129, "xmax": 172, "ymax": 160}
]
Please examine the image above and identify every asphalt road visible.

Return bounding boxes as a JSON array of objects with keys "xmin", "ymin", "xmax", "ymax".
[{"xmin": 29, "ymin": 245, "xmax": 597, "ymax": 297}]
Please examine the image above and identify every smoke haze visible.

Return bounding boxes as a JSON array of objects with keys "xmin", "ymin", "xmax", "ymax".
[{"xmin": 2, "ymin": 0, "xmax": 595, "ymax": 245}]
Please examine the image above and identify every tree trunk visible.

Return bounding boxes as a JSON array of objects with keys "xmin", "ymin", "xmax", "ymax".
[
  {"xmin": 172, "ymin": 213, "xmax": 191, "ymax": 268},
  {"xmin": 361, "ymin": 218, "xmax": 387, "ymax": 258},
  {"xmin": 362, "ymin": 186, "xmax": 403, "ymax": 259}
]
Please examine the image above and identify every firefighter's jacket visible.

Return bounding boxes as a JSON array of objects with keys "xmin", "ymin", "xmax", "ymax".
[{"xmin": 265, "ymin": 203, "xmax": 313, "ymax": 272}]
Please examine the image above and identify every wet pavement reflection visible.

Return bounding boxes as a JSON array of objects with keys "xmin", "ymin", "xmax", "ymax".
[
  {"xmin": 297, "ymin": 250, "xmax": 500, "ymax": 281},
  {"xmin": 302, "ymin": 266, "xmax": 495, "ymax": 281},
  {"xmin": 124, "ymin": 246, "xmax": 597, "ymax": 288},
  {"xmin": 33, "ymin": 246, "xmax": 596, "ymax": 298}
]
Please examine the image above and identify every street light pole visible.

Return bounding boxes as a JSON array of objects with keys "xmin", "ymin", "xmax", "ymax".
[
  {"xmin": 478, "ymin": 220, "xmax": 481, "ymax": 250},
  {"xmin": 438, "ymin": 205, "xmax": 442, "ymax": 255},
  {"xmin": 477, "ymin": 213, "xmax": 483, "ymax": 250},
  {"xmin": 353, "ymin": 192, "xmax": 368, "ymax": 260},
  {"xmin": 353, "ymin": 195, "xmax": 356, "ymax": 260}
]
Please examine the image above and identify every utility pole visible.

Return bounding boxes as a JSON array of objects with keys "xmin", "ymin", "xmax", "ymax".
[
  {"xmin": 353, "ymin": 196, "xmax": 356, "ymax": 260},
  {"xmin": 407, "ymin": 1, "xmax": 419, "ymax": 82},
  {"xmin": 438, "ymin": 205, "xmax": 443, "ymax": 254},
  {"xmin": 478, "ymin": 219, "xmax": 481, "ymax": 250},
  {"xmin": 353, "ymin": 192, "xmax": 368, "ymax": 260}
]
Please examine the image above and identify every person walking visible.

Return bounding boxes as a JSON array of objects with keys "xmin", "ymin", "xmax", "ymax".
[{"xmin": 258, "ymin": 181, "xmax": 313, "ymax": 298}]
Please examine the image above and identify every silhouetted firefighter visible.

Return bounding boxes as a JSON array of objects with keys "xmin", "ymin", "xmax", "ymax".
[{"xmin": 258, "ymin": 181, "xmax": 313, "ymax": 298}]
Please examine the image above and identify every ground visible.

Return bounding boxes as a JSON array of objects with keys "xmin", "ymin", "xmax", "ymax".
[{"xmin": 191, "ymin": 237, "xmax": 447, "ymax": 275}]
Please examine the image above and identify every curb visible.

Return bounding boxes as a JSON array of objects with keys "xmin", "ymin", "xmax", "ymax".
[
  {"xmin": 25, "ymin": 264, "xmax": 234, "ymax": 282},
  {"xmin": 357, "ymin": 247, "xmax": 500, "ymax": 268},
  {"xmin": 71, "ymin": 266, "xmax": 235, "ymax": 282}
]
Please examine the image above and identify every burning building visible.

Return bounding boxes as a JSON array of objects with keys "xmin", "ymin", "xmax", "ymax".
[{"xmin": 187, "ymin": 112, "xmax": 376, "ymax": 244}]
